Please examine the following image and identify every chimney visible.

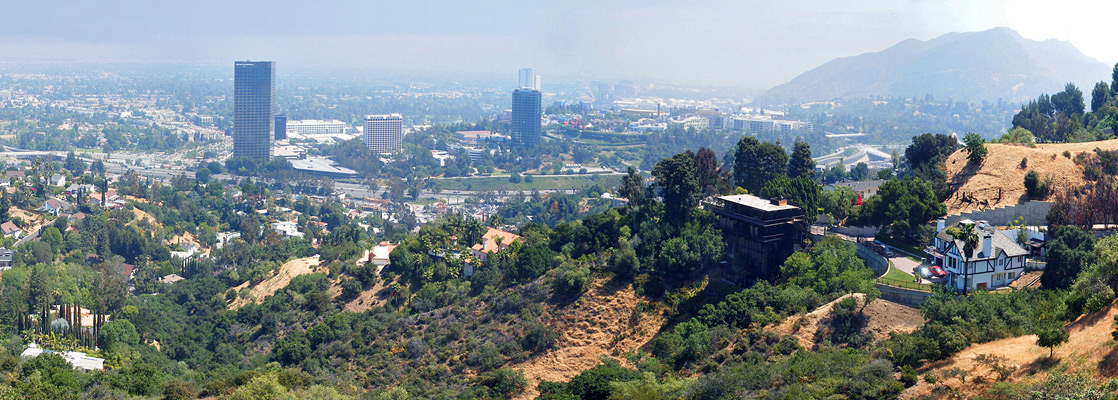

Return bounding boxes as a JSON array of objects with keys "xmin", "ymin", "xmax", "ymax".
[
  {"xmin": 770, "ymin": 198, "xmax": 788, "ymax": 206},
  {"xmin": 981, "ymin": 233, "xmax": 992, "ymax": 258},
  {"xmin": 936, "ymin": 219, "xmax": 945, "ymax": 233}
]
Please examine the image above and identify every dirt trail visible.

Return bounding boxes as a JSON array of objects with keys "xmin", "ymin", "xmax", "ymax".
[
  {"xmin": 943, "ymin": 139, "xmax": 1118, "ymax": 214},
  {"xmin": 228, "ymin": 256, "xmax": 322, "ymax": 309},
  {"xmin": 769, "ymin": 294, "xmax": 925, "ymax": 349},
  {"xmin": 511, "ymin": 280, "xmax": 664, "ymax": 399},
  {"xmin": 902, "ymin": 300, "xmax": 1118, "ymax": 399}
]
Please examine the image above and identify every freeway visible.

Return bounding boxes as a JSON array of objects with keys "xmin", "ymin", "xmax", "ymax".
[{"xmin": 102, "ymin": 162, "xmax": 581, "ymax": 202}]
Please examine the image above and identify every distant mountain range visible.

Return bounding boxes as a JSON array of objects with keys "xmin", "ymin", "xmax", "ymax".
[{"xmin": 761, "ymin": 27, "xmax": 1110, "ymax": 105}]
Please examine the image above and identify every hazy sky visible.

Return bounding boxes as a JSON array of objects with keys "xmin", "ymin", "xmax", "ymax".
[{"xmin": 1, "ymin": 0, "xmax": 1114, "ymax": 89}]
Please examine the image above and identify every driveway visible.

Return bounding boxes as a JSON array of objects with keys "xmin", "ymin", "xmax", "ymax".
[{"xmin": 890, "ymin": 256, "xmax": 921, "ymax": 277}]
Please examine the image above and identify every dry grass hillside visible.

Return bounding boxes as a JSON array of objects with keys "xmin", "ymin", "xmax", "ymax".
[
  {"xmin": 901, "ymin": 300, "xmax": 1118, "ymax": 399},
  {"xmin": 943, "ymin": 139, "xmax": 1118, "ymax": 214},
  {"xmin": 511, "ymin": 279, "xmax": 665, "ymax": 399},
  {"xmin": 768, "ymin": 294, "xmax": 925, "ymax": 349},
  {"xmin": 228, "ymin": 256, "xmax": 323, "ymax": 309}
]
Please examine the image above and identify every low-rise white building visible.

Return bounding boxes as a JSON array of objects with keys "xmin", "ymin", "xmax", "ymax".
[
  {"xmin": 271, "ymin": 220, "xmax": 304, "ymax": 239},
  {"xmin": 20, "ymin": 343, "xmax": 104, "ymax": 371}
]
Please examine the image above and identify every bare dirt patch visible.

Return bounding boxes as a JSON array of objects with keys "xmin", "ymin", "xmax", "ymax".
[
  {"xmin": 943, "ymin": 139, "xmax": 1118, "ymax": 215},
  {"xmin": 902, "ymin": 300, "xmax": 1118, "ymax": 399},
  {"xmin": 329, "ymin": 275, "xmax": 396, "ymax": 313},
  {"xmin": 9, "ymin": 207, "xmax": 42, "ymax": 226},
  {"xmin": 511, "ymin": 279, "xmax": 664, "ymax": 399},
  {"xmin": 128, "ymin": 207, "xmax": 161, "ymax": 229},
  {"xmin": 1009, "ymin": 271, "xmax": 1043, "ymax": 290},
  {"xmin": 228, "ymin": 256, "xmax": 323, "ymax": 309},
  {"xmin": 769, "ymin": 294, "xmax": 925, "ymax": 349}
]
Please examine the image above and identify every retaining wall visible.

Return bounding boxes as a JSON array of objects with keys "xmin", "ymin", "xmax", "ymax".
[
  {"xmin": 830, "ymin": 225, "xmax": 877, "ymax": 238},
  {"xmin": 876, "ymin": 284, "xmax": 932, "ymax": 306},
  {"xmin": 856, "ymin": 242, "xmax": 888, "ymax": 277},
  {"xmin": 944, "ymin": 201, "xmax": 1052, "ymax": 227}
]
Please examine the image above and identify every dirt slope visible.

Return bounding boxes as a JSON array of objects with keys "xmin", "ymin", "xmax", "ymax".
[
  {"xmin": 769, "ymin": 294, "xmax": 925, "ymax": 349},
  {"xmin": 943, "ymin": 139, "xmax": 1118, "ymax": 214},
  {"xmin": 511, "ymin": 279, "xmax": 664, "ymax": 399},
  {"xmin": 228, "ymin": 256, "xmax": 322, "ymax": 309},
  {"xmin": 901, "ymin": 300, "xmax": 1118, "ymax": 399}
]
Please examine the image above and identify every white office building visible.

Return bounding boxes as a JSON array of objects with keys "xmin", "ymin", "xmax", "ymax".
[
  {"xmin": 287, "ymin": 119, "xmax": 347, "ymax": 135},
  {"xmin": 364, "ymin": 114, "xmax": 404, "ymax": 153}
]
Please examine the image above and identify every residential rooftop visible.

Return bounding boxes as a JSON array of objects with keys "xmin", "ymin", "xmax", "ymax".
[{"xmin": 717, "ymin": 194, "xmax": 799, "ymax": 212}]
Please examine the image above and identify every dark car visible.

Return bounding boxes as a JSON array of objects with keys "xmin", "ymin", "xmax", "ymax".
[
  {"xmin": 929, "ymin": 265, "xmax": 947, "ymax": 278},
  {"xmin": 919, "ymin": 266, "xmax": 932, "ymax": 279}
]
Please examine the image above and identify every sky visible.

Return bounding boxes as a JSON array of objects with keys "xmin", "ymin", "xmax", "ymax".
[{"xmin": 0, "ymin": 0, "xmax": 1115, "ymax": 89}]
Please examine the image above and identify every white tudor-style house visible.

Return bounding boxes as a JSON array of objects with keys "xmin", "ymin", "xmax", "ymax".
[{"xmin": 926, "ymin": 219, "xmax": 1028, "ymax": 291}]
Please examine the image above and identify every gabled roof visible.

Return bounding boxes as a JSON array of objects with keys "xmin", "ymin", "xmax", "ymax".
[{"xmin": 936, "ymin": 221, "xmax": 1028, "ymax": 261}]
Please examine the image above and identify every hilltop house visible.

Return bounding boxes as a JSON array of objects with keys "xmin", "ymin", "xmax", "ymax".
[
  {"xmin": 1, "ymin": 221, "xmax": 20, "ymax": 238},
  {"xmin": 925, "ymin": 219, "xmax": 1028, "ymax": 291},
  {"xmin": 470, "ymin": 227, "xmax": 522, "ymax": 263},
  {"xmin": 40, "ymin": 198, "xmax": 73, "ymax": 216},
  {"xmin": 48, "ymin": 173, "xmax": 65, "ymax": 187},
  {"xmin": 21, "ymin": 343, "xmax": 104, "ymax": 371},
  {"xmin": 0, "ymin": 248, "xmax": 12, "ymax": 270},
  {"xmin": 271, "ymin": 220, "xmax": 304, "ymax": 239},
  {"xmin": 703, "ymin": 194, "xmax": 807, "ymax": 276}
]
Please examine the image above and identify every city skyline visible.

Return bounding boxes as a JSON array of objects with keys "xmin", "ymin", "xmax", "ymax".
[{"xmin": 1, "ymin": 1, "xmax": 1115, "ymax": 89}]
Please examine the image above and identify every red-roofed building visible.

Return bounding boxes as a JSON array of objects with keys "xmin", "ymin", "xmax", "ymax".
[{"xmin": 470, "ymin": 227, "xmax": 522, "ymax": 262}]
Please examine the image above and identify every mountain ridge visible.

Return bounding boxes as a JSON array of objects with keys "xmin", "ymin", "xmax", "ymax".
[{"xmin": 761, "ymin": 27, "xmax": 1109, "ymax": 105}]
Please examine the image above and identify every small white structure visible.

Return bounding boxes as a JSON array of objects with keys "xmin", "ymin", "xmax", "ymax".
[
  {"xmin": 271, "ymin": 220, "xmax": 304, "ymax": 239},
  {"xmin": 215, "ymin": 232, "xmax": 242, "ymax": 249},
  {"xmin": 48, "ymin": 174, "xmax": 66, "ymax": 187},
  {"xmin": 926, "ymin": 219, "xmax": 1029, "ymax": 291},
  {"xmin": 20, "ymin": 343, "xmax": 105, "ymax": 371},
  {"xmin": 368, "ymin": 241, "xmax": 398, "ymax": 273}
]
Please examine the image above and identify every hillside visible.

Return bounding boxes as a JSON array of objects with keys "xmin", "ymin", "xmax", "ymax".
[
  {"xmin": 901, "ymin": 300, "xmax": 1118, "ymax": 399},
  {"xmin": 512, "ymin": 279, "xmax": 664, "ymax": 399},
  {"xmin": 228, "ymin": 255, "xmax": 323, "ymax": 309},
  {"xmin": 768, "ymin": 294, "xmax": 925, "ymax": 349},
  {"xmin": 762, "ymin": 27, "xmax": 1108, "ymax": 104},
  {"xmin": 943, "ymin": 139, "xmax": 1118, "ymax": 214}
]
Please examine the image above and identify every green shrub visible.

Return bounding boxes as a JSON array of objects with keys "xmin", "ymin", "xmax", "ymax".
[{"xmin": 900, "ymin": 365, "xmax": 918, "ymax": 387}]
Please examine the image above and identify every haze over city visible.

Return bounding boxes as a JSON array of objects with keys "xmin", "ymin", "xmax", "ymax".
[{"xmin": 2, "ymin": 0, "xmax": 1116, "ymax": 88}]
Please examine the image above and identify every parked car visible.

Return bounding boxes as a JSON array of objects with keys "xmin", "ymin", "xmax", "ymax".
[
  {"xmin": 882, "ymin": 247, "xmax": 895, "ymax": 257},
  {"xmin": 919, "ymin": 266, "xmax": 932, "ymax": 279},
  {"xmin": 929, "ymin": 265, "xmax": 947, "ymax": 278}
]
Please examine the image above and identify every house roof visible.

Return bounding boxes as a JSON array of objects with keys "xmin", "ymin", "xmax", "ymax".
[
  {"xmin": 0, "ymin": 221, "xmax": 18, "ymax": 235},
  {"xmin": 158, "ymin": 274, "xmax": 185, "ymax": 284},
  {"xmin": 471, "ymin": 227, "xmax": 522, "ymax": 254},
  {"xmin": 936, "ymin": 221, "xmax": 1028, "ymax": 260}
]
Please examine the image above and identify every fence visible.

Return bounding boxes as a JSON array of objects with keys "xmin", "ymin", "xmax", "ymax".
[{"xmin": 875, "ymin": 277, "xmax": 931, "ymax": 292}]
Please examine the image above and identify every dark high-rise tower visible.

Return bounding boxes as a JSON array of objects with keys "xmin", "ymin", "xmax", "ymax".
[
  {"xmin": 233, "ymin": 61, "xmax": 275, "ymax": 160},
  {"xmin": 274, "ymin": 114, "xmax": 287, "ymax": 140},
  {"xmin": 511, "ymin": 88, "xmax": 541, "ymax": 148}
]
